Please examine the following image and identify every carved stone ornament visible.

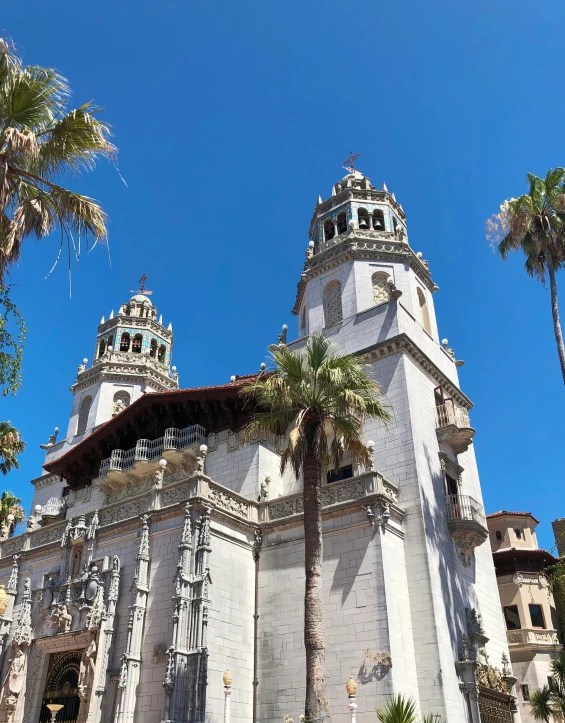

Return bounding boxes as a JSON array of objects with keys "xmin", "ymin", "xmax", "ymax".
[
  {"xmin": 153, "ymin": 643, "xmax": 168, "ymax": 664},
  {"xmin": 466, "ymin": 607, "xmax": 485, "ymax": 636},
  {"xmin": 476, "ymin": 664, "xmax": 509, "ymax": 694},
  {"xmin": 78, "ymin": 632, "xmax": 97, "ymax": 698}
]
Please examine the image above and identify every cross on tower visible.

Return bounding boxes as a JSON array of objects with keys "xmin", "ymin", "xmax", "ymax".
[
  {"xmin": 130, "ymin": 274, "xmax": 153, "ymax": 296},
  {"xmin": 342, "ymin": 151, "xmax": 361, "ymax": 174}
]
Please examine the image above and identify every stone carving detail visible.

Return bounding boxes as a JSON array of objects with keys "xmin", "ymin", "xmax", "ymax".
[
  {"xmin": 513, "ymin": 572, "xmax": 547, "ymax": 588},
  {"xmin": 112, "ymin": 390, "xmax": 131, "ymax": 417},
  {"xmin": 3, "ymin": 646, "xmax": 26, "ymax": 722},
  {"xmin": 476, "ymin": 664, "xmax": 509, "ymax": 694},
  {"xmin": 13, "ymin": 579, "xmax": 32, "ymax": 646},
  {"xmin": 50, "ymin": 603, "xmax": 72, "ymax": 633},
  {"xmin": 7, "ymin": 556, "xmax": 19, "ymax": 593},
  {"xmin": 162, "ymin": 486, "xmax": 191, "ymax": 508},
  {"xmin": 260, "ymin": 477, "xmax": 270, "ymax": 501},
  {"xmin": 153, "ymin": 643, "xmax": 168, "ymax": 664},
  {"xmin": 466, "ymin": 607, "xmax": 485, "ymax": 636},
  {"xmin": 78, "ymin": 631, "xmax": 97, "ymax": 698},
  {"xmin": 208, "ymin": 486, "xmax": 247, "ymax": 518}
]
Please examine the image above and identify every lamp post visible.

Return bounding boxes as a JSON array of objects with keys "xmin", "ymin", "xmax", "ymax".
[
  {"xmin": 346, "ymin": 677, "xmax": 357, "ymax": 723},
  {"xmin": 46, "ymin": 703, "xmax": 64, "ymax": 722},
  {"xmin": 223, "ymin": 670, "xmax": 232, "ymax": 723}
]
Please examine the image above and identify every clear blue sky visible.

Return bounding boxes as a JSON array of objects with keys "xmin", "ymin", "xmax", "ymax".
[{"xmin": 2, "ymin": 0, "xmax": 563, "ymax": 550}]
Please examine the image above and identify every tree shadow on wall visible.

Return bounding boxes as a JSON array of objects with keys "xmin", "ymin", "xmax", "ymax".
[{"xmin": 421, "ymin": 443, "xmax": 480, "ymax": 660}]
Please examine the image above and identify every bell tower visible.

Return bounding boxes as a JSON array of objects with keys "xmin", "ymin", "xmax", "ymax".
[{"xmin": 64, "ymin": 285, "xmax": 179, "ymax": 446}]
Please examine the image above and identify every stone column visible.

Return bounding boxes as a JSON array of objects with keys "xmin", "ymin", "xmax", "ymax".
[
  {"xmin": 115, "ymin": 517, "xmax": 151, "ymax": 723},
  {"xmin": 0, "ymin": 557, "xmax": 19, "ymax": 668},
  {"xmin": 86, "ymin": 556, "xmax": 121, "ymax": 723}
]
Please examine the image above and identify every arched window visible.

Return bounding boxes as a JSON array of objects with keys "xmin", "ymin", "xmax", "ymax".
[
  {"xmin": 300, "ymin": 307, "xmax": 307, "ymax": 334},
  {"xmin": 112, "ymin": 390, "xmax": 131, "ymax": 417},
  {"xmin": 120, "ymin": 333, "xmax": 130, "ymax": 352},
  {"xmin": 417, "ymin": 287, "xmax": 431, "ymax": 334},
  {"xmin": 132, "ymin": 334, "xmax": 143, "ymax": 353},
  {"xmin": 357, "ymin": 208, "xmax": 370, "ymax": 229},
  {"xmin": 372, "ymin": 272, "xmax": 391, "ymax": 306},
  {"xmin": 77, "ymin": 395, "xmax": 92, "ymax": 436},
  {"xmin": 158, "ymin": 345, "xmax": 166, "ymax": 363},
  {"xmin": 336, "ymin": 211, "xmax": 347, "ymax": 235},
  {"xmin": 324, "ymin": 281, "xmax": 343, "ymax": 327},
  {"xmin": 496, "ymin": 531, "xmax": 502, "ymax": 541},
  {"xmin": 515, "ymin": 528, "xmax": 522, "ymax": 540},
  {"xmin": 98, "ymin": 339, "xmax": 106, "ymax": 357},
  {"xmin": 107, "ymin": 335, "xmax": 114, "ymax": 350},
  {"xmin": 324, "ymin": 218, "xmax": 335, "ymax": 241},
  {"xmin": 150, "ymin": 339, "xmax": 158, "ymax": 358},
  {"xmin": 392, "ymin": 217, "xmax": 398, "ymax": 234},
  {"xmin": 372, "ymin": 209, "xmax": 385, "ymax": 231}
]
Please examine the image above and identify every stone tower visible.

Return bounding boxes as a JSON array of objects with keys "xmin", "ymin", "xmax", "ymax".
[
  {"xmin": 280, "ymin": 166, "xmax": 516, "ymax": 721},
  {"xmin": 45, "ymin": 289, "xmax": 179, "ymax": 466}
]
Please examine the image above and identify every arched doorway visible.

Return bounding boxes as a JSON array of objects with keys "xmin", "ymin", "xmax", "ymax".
[{"xmin": 39, "ymin": 650, "xmax": 82, "ymax": 722}]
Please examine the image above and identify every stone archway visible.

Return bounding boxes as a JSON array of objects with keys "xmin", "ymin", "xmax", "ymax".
[{"xmin": 38, "ymin": 650, "xmax": 81, "ymax": 723}]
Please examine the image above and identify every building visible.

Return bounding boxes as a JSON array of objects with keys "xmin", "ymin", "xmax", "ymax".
[
  {"xmin": 0, "ymin": 167, "xmax": 518, "ymax": 723},
  {"xmin": 487, "ymin": 511, "xmax": 560, "ymax": 721}
]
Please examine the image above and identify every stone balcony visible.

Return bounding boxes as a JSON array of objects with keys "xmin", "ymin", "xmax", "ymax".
[
  {"xmin": 98, "ymin": 424, "xmax": 207, "ymax": 492},
  {"xmin": 446, "ymin": 494, "xmax": 489, "ymax": 567},
  {"xmin": 507, "ymin": 628, "xmax": 560, "ymax": 651},
  {"xmin": 435, "ymin": 401, "xmax": 475, "ymax": 454}
]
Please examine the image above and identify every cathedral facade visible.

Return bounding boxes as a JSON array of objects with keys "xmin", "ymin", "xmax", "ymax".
[{"xmin": 0, "ymin": 169, "xmax": 519, "ymax": 723}]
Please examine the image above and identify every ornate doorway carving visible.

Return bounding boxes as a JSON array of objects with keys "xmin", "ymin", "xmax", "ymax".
[{"xmin": 38, "ymin": 651, "xmax": 81, "ymax": 723}]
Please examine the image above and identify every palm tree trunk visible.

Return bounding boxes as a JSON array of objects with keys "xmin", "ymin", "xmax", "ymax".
[
  {"xmin": 303, "ymin": 443, "xmax": 330, "ymax": 723},
  {"xmin": 547, "ymin": 255, "xmax": 565, "ymax": 384}
]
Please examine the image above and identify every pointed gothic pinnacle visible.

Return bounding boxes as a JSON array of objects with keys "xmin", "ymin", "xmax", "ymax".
[
  {"xmin": 391, "ymin": 192, "xmax": 397, "ymax": 202},
  {"xmin": 110, "ymin": 309, "xmax": 114, "ymax": 319},
  {"xmin": 382, "ymin": 182, "xmax": 388, "ymax": 193},
  {"xmin": 317, "ymin": 195, "xmax": 323, "ymax": 205},
  {"xmin": 159, "ymin": 314, "xmax": 163, "ymax": 325},
  {"xmin": 100, "ymin": 316, "xmax": 105, "ymax": 324},
  {"xmin": 331, "ymin": 185, "xmax": 336, "ymax": 197},
  {"xmin": 168, "ymin": 322, "xmax": 173, "ymax": 331}
]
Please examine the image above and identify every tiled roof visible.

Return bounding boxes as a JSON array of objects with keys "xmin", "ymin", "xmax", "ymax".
[{"xmin": 486, "ymin": 510, "xmax": 539, "ymax": 524}]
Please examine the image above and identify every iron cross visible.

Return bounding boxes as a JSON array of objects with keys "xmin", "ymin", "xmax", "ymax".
[{"xmin": 342, "ymin": 151, "xmax": 361, "ymax": 174}]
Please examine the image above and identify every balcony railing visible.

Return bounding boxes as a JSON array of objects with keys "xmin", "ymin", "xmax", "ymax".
[
  {"xmin": 507, "ymin": 628, "xmax": 560, "ymax": 648},
  {"xmin": 435, "ymin": 401, "xmax": 470, "ymax": 429},
  {"xmin": 446, "ymin": 494, "xmax": 486, "ymax": 526},
  {"xmin": 99, "ymin": 424, "xmax": 206, "ymax": 478}
]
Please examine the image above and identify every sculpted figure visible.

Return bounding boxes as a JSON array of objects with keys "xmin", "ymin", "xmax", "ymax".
[
  {"xmin": 52, "ymin": 603, "xmax": 72, "ymax": 633},
  {"xmin": 78, "ymin": 634, "xmax": 97, "ymax": 695}
]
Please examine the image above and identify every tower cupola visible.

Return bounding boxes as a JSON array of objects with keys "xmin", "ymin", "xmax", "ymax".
[{"xmin": 64, "ymin": 281, "xmax": 179, "ymax": 445}]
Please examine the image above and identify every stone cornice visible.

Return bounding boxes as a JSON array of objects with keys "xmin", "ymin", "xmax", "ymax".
[
  {"xmin": 361, "ymin": 333, "xmax": 473, "ymax": 409},
  {"xmin": 292, "ymin": 233, "xmax": 436, "ymax": 314},
  {"xmin": 71, "ymin": 357, "xmax": 178, "ymax": 393},
  {"xmin": 30, "ymin": 473, "xmax": 61, "ymax": 489}
]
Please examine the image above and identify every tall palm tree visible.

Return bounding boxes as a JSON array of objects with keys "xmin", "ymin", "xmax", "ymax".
[
  {"xmin": 0, "ymin": 37, "xmax": 115, "ymax": 281},
  {"xmin": 243, "ymin": 333, "xmax": 390, "ymax": 723},
  {"xmin": 529, "ymin": 649, "xmax": 565, "ymax": 720},
  {"xmin": 487, "ymin": 168, "xmax": 565, "ymax": 383},
  {"xmin": 0, "ymin": 490, "xmax": 25, "ymax": 537},
  {"xmin": 0, "ymin": 421, "xmax": 24, "ymax": 474}
]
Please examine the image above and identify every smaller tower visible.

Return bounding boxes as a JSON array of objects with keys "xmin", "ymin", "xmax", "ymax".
[{"xmin": 64, "ymin": 291, "xmax": 178, "ymax": 446}]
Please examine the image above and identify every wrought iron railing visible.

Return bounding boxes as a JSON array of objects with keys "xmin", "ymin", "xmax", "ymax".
[
  {"xmin": 446, "ymin": 494, "xmax": 486, "ymax": 526},
  {"xmin": 99, "ymin": 424, "xmax": 206, "ymax": 478},
  {"xmin": 435, "ymin": 401, "xmax": 471, "ymax": 429}
]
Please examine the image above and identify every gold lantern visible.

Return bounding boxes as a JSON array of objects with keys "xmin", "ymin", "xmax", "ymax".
[
  {"xmin": 0, "ymin": 585, "xmax": 9, "ymax": 616},
  {"xmin": 345, "ymin": 677, "xmax": 357, "ymax": 697},
  {"xmin": 223, "ymin": 670, "xmax": 232, "ymax": 688}
]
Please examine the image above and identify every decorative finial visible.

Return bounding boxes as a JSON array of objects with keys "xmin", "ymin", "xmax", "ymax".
[
  {"xmin": 260, "ymin": 362, "xmax": 266, "ymax": 372},
  {"xmin": 382, "ymin": 181, "xmax": 388, "ymax": 193},
  {"xmin": 223, "ymin": 670, "xmax": 232, "ymax": 687},
  {"xmin": 346, "ymin": 676, "xmax": 357, "ymax": 696},
  {"xmin": 130, "ymin": 273, "xmax": 153, "ymax": 296},
  {"xmin": 342, "ymin": 151, "xmax": 361, "ymax": 174},
  {"xmin": 230, "ymin": 375, "xmax": 236, "ymax": 383}
]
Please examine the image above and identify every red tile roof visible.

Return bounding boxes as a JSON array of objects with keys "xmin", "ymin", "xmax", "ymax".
[{"xmin": 486, "ymin": 510, "xmax": 539, "ymax": 524}]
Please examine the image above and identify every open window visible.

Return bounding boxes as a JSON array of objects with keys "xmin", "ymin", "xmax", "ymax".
[
  {"xmin": 327, "ymin": 464, "xmax": 353, "ymax": 484},
  {"xmin": 158, "ymin": 345, "xmax": 166, "ymax": 363},
  {"xmin": 357, "ymin": 208, "xmax": 370, "ymax": 229},
  {"xmin": 324, "ymin": 218, "xmax": 335, "ymax": 241},
  {"xmin": 120, "ymin": 333, "xmax": 130, "ymax": 352},
  {"xmin": 372, "ymin": 209, "xmax": 385, "ymax": 231},
  {"xmin": 132, "ymin": 334, "xmax": 143, "ymax": 353},
  {"xmin": 98, "ymin": 339, "xmax": 106, "ymax": 357},
  {"xmin": 336, "ymin": 211, "xmax": 347, "ymax": 234},
  {"xmin": 150, "ymin": 339, "xmax": 158, "ymax": 358}
]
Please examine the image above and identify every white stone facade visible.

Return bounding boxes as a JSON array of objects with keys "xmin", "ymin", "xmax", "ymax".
[{"xmin": 0, "ymin": 170, "xmax": 517, "ymax": 723}]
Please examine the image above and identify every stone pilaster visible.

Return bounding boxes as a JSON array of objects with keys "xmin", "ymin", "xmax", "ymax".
[
  {"xmin": 0, "ymin": 557, "xmax": 19, "ymax": 667},
  {"xmin": 115, "ymin": 516, "xmax": 151, "ymax": 723},
  {"xmin": 161, "ymin": 504, "xmax": 212, "ymax": 723},
  {"xmin": 86, "ymin": 555, "xmax": 121, "ymax": 723}
]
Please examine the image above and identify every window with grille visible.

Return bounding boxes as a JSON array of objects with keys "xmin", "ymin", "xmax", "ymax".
[
  {"xmin": 372, "ymin": 272, "xmax": 390, "ymax": 305},
  {"xmin": 324, "ymin": 281, "xmax": 343, "ymax": 327}
]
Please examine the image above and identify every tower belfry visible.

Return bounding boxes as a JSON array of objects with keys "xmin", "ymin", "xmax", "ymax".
[{"xmin": 62, "ymin": 289, "xmax": 179, "ymax": 449}]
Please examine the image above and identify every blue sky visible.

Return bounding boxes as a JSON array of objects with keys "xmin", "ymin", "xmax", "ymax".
[{"xmin": 2, "ymin": 0, "xmax": 564, "ymax": 550}]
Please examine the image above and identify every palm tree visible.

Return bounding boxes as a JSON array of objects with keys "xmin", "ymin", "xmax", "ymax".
[
  {"xmin": 376, "ymin": 695, "xmax": 419, "ymax": 723},
  {"xmin": 0, "ymin": 37, "xmax": 115, "ymax": 281},
  {"xmin": 0, "ymin": 490, "xmax": 24, "ymax": 537},
  {"xmin": 243, "ymin": 333, "xmax": 391, "ymax": 723},
  {"xmin": 487, "ymin": 168, "xmax": 565, "ymax": 383},
  {"xmin": 529, "ymin": 649, "xmax": 565, "ymax": 720},
  {"xmin": 0, "ymin": 421, "xmax": 24, "ymax": 474}
]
